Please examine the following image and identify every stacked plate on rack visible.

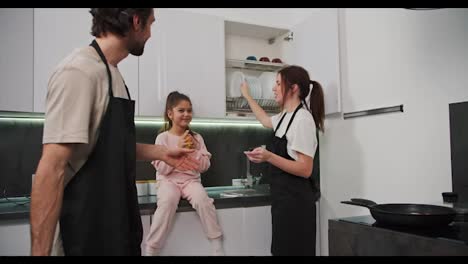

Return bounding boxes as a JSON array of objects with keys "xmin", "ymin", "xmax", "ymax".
[
  {"xmin": 244, "ymin": 75, "xmax": 262, "ymax": 99},
  {"xmin": 258, "ymin": 72, "xmax": 276, "ymax": 100},
  {"xmin": 228, "ymin": 71, "xmax": 262, "ymax": 99}
]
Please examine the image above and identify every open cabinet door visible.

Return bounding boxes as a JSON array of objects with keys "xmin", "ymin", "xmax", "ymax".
[{"xmin": 281, "ymin": 9, "xmax": 341, "ymax": 115}]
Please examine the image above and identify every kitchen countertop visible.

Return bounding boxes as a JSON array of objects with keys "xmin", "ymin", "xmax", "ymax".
[
  {"xmin": 0, "ymin": 184, "xmax": 271, "ymax": 221},
  {"xmin": 334, "ymin": 215, "xmax": 468, "ymax": 245},
  {"xmin": 329, "ymin": 215, "xmax": 468, "ymax": 256}
]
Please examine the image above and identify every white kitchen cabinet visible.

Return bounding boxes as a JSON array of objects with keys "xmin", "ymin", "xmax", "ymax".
[
  {"xmin": 157, "ymin": 207, "xmax": 244, "ymax": 256},
  {"xmin": 339, "ymin": 9, "xmax": 409, "ymax": 114},
  {"xmin": 282, "ymin": 9, "xmax": 341, "ymax": 115},
  {"xmin": 139, "ymin": 9, "xmax": 225, "ymax": 118},
  {"xmin": 149, "ymin": 205, "xmax": 271, "ymax": 256},
  {"xmin": 0, "ymin": 8, "xmax": 33, "ymax": 112},
  {"xmin": 0, "ymin": 219, "xmax": 30, "ymax": 256},
  {"xmin": 33, "ymin": 8, "xmax": 139, "ymax": 114},
  {"xmin": 225, "ymin": 9, "xmax": 341, "ymax": 117},
  {"xmin": 242, "ymin": 206, "xmax": 272, "ymax": 256},
  {"xmin": 224, "ymin": 21, "xmax": 287, "ymax": 119},
  {"xmin": 140, "ymin": 214, "xmax": 151, "ymax": 256}
]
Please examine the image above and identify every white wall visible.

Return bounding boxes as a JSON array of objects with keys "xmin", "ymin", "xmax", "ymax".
[{"xmin": 320, "ymin": 8, "xmax": 468, "ymax": 255}]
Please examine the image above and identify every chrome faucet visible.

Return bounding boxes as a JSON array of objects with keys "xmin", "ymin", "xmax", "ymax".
[
  {"xmin": 242, "ymin": 148, "xmax": 265, "ymax": 188},
  {"xmin": 253, "ymin": 173, "xmax": 263, "ymax": 187},
  {"xmin": 241, "ymin": 155, "xmax": 254, "ymax": 188}
]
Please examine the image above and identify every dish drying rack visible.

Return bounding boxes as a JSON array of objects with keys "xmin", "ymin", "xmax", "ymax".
[{"xmin": 226, "ymin": 97, "xmax": 280, "ymax": 115}]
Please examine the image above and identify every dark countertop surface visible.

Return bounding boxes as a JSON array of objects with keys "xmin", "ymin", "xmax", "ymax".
[
  {"xmin": 0, "ymin": 184, "xmax": 271, "ymax": 221},
  {"xmin": 331, "ymin": 215, "xmax": 468, "ymax": 245}
]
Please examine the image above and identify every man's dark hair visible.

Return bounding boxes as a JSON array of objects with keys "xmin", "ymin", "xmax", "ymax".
[{"xmin": 89, "ymin": 8, "xmax": 153, "ymax": 37}]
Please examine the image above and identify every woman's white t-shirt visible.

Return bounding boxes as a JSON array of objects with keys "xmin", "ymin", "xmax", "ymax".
[{"xmin": 270, "ymin": 107, "xmax": 318, "ymax": 160}]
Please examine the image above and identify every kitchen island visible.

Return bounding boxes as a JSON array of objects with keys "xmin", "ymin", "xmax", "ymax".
[{"xmin": 329, "ymin": 215, "xmax": 468, "ymax": 256}]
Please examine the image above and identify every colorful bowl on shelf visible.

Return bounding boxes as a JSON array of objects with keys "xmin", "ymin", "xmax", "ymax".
[
  {"xmin": 259, "ymin": 57, "xmax": 270, "ymax": 62},
  {"xmin": 272, "ymin": 58, "xmax": 283, "ymax": 63},
  {"xmin": 246, "ymin": 56, "xmax": 257, "ymax": 61}
]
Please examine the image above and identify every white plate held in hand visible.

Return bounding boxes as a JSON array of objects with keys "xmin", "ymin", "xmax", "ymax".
[{"xmin": 228, "ymin": 71, "xmax": 244, "ymax": 98}]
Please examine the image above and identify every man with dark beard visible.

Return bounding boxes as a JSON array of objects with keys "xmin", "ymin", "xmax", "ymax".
[{"xmin": 30, "ymin": 8, "xmax": 199, "ymax": 256}]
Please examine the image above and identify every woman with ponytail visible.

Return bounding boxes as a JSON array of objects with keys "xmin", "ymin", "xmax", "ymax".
[{"xmin": 240, "ymin": 65, "xmax": 324, "ymax": 256}]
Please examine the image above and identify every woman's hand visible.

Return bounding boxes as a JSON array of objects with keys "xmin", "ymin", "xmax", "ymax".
[
  {"xmin": 240, "ymin": 81, "xmax": 252, "ymax": 99},
  {"xmin": 244, "ymin": 147, "xmax": 272, "ymax": 164}
]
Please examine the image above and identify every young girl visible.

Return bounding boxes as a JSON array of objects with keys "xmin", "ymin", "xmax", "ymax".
[
  {"xmin": 145, "ymin": 91, "xmax": 224, "ymax": 256},
  {"xmin": 241, "ymin": 65, "xmax": 324, "ymax": 256}
]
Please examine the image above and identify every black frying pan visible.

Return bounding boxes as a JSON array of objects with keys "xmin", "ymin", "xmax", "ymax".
[{"xmin": 341, "ymin": 198, "xmax": 457, "ymax": 228}]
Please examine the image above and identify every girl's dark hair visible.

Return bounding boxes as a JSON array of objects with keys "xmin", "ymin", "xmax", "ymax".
[
  {"xmin": 160, "ymin": 91, "xmax": 198, "ymax": 143},
  {"xmin": 89, "ymin": 8, "xmax": 153, "ymax": 37},
  {"xmin": 278, "ymin": 65, "xmax": 325, "ymax": 132}
]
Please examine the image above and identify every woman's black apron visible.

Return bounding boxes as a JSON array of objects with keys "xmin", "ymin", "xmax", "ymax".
[
  {"xmin": 59, "ymin": 40, "xmax": 142, "ymax": 256},
  {"xmin": 267, "ymin": 104, "xmax": 320, "ymax": 256}
]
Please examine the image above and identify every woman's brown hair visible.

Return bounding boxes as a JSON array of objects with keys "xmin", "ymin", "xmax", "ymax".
[{"xmin": 278, "ymin": 65, "xmax": 325, "ymax": 132}]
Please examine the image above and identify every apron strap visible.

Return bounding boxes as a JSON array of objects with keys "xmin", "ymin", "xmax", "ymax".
[
  {"xmin": 274, "ymin": 112, "xmax": 288, "ymax": 134},
  {"xmin": 90, "ymin": 39, "xmax": 114, "ymax": 98},
  {"xmin": 90, "ymin": 40, "xmax": 132, "ymax": 100},
  {"xmin": 282, "ymin": 104, "xmax": 303, "ymax": 137},
  {"xmin": 123, "ymin": 84, "xmax": 131, "ymax": 100},
  {"xmin": 90, "ymin": 40, "xmax": 136, "ymax": 100}
]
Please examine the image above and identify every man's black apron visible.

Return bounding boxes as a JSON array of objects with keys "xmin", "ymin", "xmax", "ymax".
[
  {"xmin": 59, "ymin": 40, "xmax": 142, "ymax": 256},
  {"xmin": 267, "ymin": 104, "xmax": 320, "ymax": 256}
]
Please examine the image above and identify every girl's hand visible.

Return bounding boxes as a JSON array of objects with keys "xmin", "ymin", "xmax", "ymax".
[
  {"xmin": 244, "ymin": 147, "xmax": 272, "ymax": 164},
  {"xmin": 177, "ymin": 130, "xmax": 196, "ymax": 149}
]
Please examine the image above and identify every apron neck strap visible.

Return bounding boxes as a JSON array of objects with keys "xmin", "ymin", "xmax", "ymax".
[
  {"xmin": 90, "ymin": 39, "xmax": 114, "ymax": 98},
  {"xmin": 274, "ymin": 103, "xmax": 303, "ymax": 136},
  {"xmin": 284, "ymin": 103, "xmax": 302, "ymax": 135},
  {"xmin": 274, "ymin": 112, "xmax": 288, "ymax": 134}
]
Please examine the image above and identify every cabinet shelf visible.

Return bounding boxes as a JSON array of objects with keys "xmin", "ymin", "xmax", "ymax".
[
  {"xmin": 226, "ymin": 59, "xmax": 286, "ymax": 72},
  {"xmin": 225, "ymin": 20, "xmax": 289, "ymax": 41}
]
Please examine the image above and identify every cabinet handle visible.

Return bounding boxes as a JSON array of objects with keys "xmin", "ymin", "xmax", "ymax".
[{"xmin": 343, "ymin": 105, "xmax": 403, "ymax": 120}]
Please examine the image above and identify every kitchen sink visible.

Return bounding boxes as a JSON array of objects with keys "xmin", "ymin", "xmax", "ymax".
[
  {"xmin": 219, "ymin": 188, "xmax": 263, "ymax": 198},
  {"xmin": 204, "ymin": 184, "xmax": 269, "ymax": 198}
]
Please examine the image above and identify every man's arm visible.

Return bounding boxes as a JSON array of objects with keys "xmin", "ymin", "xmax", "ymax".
[
  {"xmin": 30, "ymin": 143, "xmax": 73, "ymax": 256},
  {"xmin": 136, "ymin": 143, "xmax": 199, "ymax": 171}
]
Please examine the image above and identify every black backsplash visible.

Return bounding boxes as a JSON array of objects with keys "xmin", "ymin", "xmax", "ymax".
[
  {"xmin": 0, "ymin": 118, "xmax": 272, "ymax": 197},
  {"xmin": 449, "ymin": 101, "xmax": 468, "ymax": 203},
  {"xmin": 134, "ymin": 122, "xmax": 272, "ymax": 187},
  {"xmin": 0, "ymin": 115, "xmax": 321, "ymax": 198},
  {"xmin": 0, "ymin": 119, "xmax": 43, "ymax": 198}
]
